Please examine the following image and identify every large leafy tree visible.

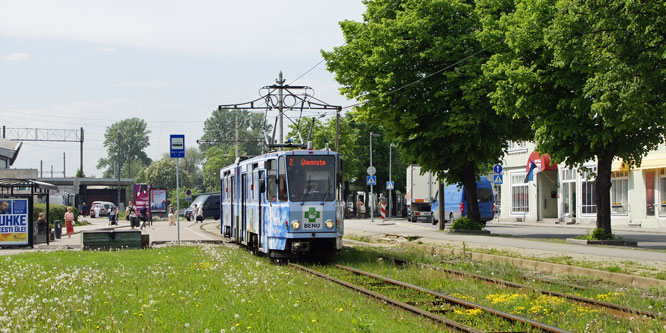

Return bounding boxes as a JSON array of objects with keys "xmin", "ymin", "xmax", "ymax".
[
  {"xmin": 97, "ymin": 118, "xmax": 152, "ymax": 179},
  {"xmin": 200, "ymin": 109, "xmax": 269, "ymax": 156},
  {"xmin": 136, "ymin": 158, "xmax": 177, "ymax": 190},
  {"xmin": 323, "ymin": 0, "xmax": 529, "ymax": 221},
  {"xmin": 480, "ymin": 0, "xmax": 666, "ymax": 235}
]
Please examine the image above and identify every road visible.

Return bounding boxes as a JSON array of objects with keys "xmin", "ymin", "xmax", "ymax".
[{"xmin": 343, "ymin": 217, "xmax": 666, "ymax": 269}]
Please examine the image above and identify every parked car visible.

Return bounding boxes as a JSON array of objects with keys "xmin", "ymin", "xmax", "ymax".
[
  {"xmin": 184, "ymin": 194, "xmax": 220, "ymax": 221},
  {"xmin": 90, "ymin": 201, "xmax": 116, "ymax": 217},
  {"xmin": 431, "ymin": 178, "xmax": 495, "ymax": 225}
]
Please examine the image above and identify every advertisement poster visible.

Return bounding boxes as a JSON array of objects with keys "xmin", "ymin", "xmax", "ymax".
[
  {"xmin": 134, "ymin": 184, "xmax": 150, "ymax": 214},
  {"xmin": 150, "ymin": 189, "xmax": 167, "ymax": 212},
  {"xmin": 0, "ymin": 198, "xmax": 29, "ymax": 246}
]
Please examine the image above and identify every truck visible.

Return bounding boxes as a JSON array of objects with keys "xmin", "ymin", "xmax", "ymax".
[
  {"xmin": 405, "ymin": 165, "xmax": 438, "ymax": 222},
  {"xmin": 431, "ymin": 178, "xmax": 495, "ymax": 225}
]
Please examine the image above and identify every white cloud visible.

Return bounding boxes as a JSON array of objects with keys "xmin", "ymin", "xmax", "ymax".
[
  {"xmin": 122, "ymin": 79, "xmax": 171, "ymax": 89},
  {"xmin": 2, "ymin": 52, "xmax": 27, "ymax": 61},
  {"xmin": 0, "ymin": 1, "xmax": 364, "ymax": 56}
]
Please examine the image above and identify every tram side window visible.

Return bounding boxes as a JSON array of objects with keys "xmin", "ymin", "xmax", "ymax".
[
  {"xmin": 267, "ymin": 160, "xmax": 277, "ymax": 202},
  {"xmin": 278, "ymin": 156, "xmax": 288, "ymax": 201}
]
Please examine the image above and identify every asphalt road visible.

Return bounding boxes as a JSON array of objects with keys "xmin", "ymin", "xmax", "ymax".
[{"xmin": 343, "ymin": 217, "xmax": 666, "ymax": 268}]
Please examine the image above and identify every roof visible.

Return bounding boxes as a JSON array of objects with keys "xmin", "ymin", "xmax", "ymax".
[
  {"xmin": 37, "ymin": 177, "xmax": 135, "ymax": 186},
  {"xmin": 0, "ymin": 178, "xmax": 57, "ymax": 190}
]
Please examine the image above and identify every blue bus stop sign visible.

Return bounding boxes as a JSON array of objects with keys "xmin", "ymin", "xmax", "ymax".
[{"xmin": 170, "ymin": 134, "xmax": 185, "ymax": 158}]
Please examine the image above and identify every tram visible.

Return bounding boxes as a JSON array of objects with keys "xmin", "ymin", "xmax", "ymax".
[{"xmin": 220, "ymin": 149, "xmax": 344, "ymax": 258}]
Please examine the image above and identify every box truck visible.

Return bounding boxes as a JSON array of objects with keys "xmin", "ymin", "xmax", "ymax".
[{"xmin": 405, "ymin": 165, "xmax": 437, "ymax": 222}]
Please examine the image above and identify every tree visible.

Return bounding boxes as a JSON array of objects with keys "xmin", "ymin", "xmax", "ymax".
[
  {"xmin": 480, "ymin": 0, "xmax": 666, "ymax": 235},
  {"xmin": 200, "ymin": 109, "xmax": 269, "ymax": 156},
  {"xmin": 97, "ymin": 118, "xmax": 152, "ymax": 180},
  {"xmin": 202, "ymin": 145, "xmax": 237, "ymax": 191},
  {"xmin": 137, "ymin": 158, "xmax": 177, "ymax": 190},
  {"xmin": 323, "ymin": 0, "xmax": 529, "ymax": 221}
]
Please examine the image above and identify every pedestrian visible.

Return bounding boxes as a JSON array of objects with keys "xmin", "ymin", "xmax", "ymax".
[
  {"xmin": 357, "ymin": 196, "xmax": 365, "ymax": 219},
  {"xmin": 168, "ymin": 204, "xmax": 175, "ymax": 226},
  {"xmin": 140, "ymin": 206, "xmax": 148, "ymax": 230},
  {"xmin": 64, "ymin": 206, "xmax": 75, "ymax": 238},
  {"xmin": 196, "ymin": 204, "xmax": 204, "ymax": 223},
  {"xmin": 126, "ymin": 201, "xmax": 139, "ymax": 230},
  {"xmin": 81, "ymin": 202, "xmax": 88, "ymax": 217},
  {"xmin": 109, "ymin": 207, "xmax": 118, "ymax": 225},
  {"xmin": 192, "ymin": 204, "xmax": 198, "ymax": 222}
]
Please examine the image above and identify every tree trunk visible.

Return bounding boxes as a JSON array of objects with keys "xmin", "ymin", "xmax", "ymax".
[
  {"xmin": 595, "ymin": 149, "xmax": 616, "ymax": 235},
  {"xmin": 461, "ymin": 166, "xmax": 480, "ymax": 222}
]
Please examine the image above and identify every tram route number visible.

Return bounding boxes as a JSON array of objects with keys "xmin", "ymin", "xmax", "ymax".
[{"xmin": 303, "ymin": 222, "xmax": 321, "ymax": 229}]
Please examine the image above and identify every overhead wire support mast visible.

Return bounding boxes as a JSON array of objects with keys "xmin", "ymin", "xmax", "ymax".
[{"xmin": 217, "ymin": 72, "xmax": 342, "ymax": 151}]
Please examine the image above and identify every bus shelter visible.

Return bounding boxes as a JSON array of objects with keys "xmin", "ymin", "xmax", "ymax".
[{"xmin": 0, "ymin": 179, "xmax": 57, "ymax": 248}]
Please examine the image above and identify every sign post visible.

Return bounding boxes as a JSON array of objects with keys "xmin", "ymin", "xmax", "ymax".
[{"xmin": 170, "ymin": 135, "xmax": 185, "ymax": 244}]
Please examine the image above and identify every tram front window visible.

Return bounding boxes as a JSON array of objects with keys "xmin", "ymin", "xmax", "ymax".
[{"xmin": 287, "ymin": 155, "xmax": 335, "ymax": 202}]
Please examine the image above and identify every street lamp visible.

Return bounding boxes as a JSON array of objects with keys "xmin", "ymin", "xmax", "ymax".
[
  {"xmin": 389, "ymin": 144, "xmax": 397, "ymax": 219},
  {"xmin": 370, "ymin": 132, "xmax": 380, "ymax": 222}
]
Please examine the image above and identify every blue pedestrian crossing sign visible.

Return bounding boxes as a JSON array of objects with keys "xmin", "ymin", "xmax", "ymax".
[
  {"xmin": 493, "ymin": 164, "xmax": 503, "ymax": 174},
  {"xmin": 366, "ymin": 176, "xmax": 377, "ymax": 185},
  {"xmin": 386, "ymin": 181, "xmax": 394, "ymax": 190},
  {"xmin": 493, "ymin": 174, "xmax": 503, "ymax": 184}
]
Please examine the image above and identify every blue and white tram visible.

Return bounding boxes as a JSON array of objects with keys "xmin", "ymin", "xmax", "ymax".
[{"xmin": 220, "ymin": 149, "xmax": 344, "ymax": 258}]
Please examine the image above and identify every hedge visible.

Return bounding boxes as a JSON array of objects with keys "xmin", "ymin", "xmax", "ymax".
[{"xmin": 33, "ymin": 203, "xmax": 80, "ymax": 226}]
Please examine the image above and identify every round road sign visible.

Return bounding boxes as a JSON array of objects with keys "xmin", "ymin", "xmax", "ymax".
[{"xmin": 367, "ymin": 166, "xmax": 376, "ymax": 176}]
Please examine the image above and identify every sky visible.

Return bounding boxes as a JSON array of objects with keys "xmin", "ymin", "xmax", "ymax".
[{"xmin": 0, "ymin": 0, "xmax": 365, "ymax": 178}]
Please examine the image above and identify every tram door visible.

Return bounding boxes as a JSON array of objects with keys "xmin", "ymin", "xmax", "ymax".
[
  {"xmin": 257, "ymin": 170, "xmax": 264, "ymax": 249},
  {"xmin": 231, "ymin": 175, "xmax": 238, "ymax": 242},
  {"xmin": 241, "ymin": 173, "xmax": 247, "ymax": 244}
]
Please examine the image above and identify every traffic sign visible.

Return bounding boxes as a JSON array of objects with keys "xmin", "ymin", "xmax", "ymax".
[
  {"xmin": 386, "ymin": 181, "xmax": 394, "ymax": 190},
  {"xmin": 366, "ymin": 176, "xmax": 377, "ymax": 185},
  {"xmin": 170, "ymin": 134, "xmax": 185, "ymax": 158},
  {"xmin": 493, "ymin": 164, "xmax": 503, "ymax": 174},
  {"xmin": 367, "ymin": 166, "xmax": 376, "ymax": 176},
  {"xmin": 493, "ymin": 174, "xmax": 503, "ymax": 184}
]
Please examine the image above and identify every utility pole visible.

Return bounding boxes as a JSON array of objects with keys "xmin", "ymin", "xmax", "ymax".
[
  {"xmin": 370, "ymin": 133, "xmax": 380, "ymax": 222},
  {"xmin": 335, "ymin": 107, "xmax": 341, "ymax": 151},
  {"xmin": 63, "ymin": 152, "xmax": 66, "ymax": 178},
  {"xmin": 116, "ymin": 130, "xmax": 121, "ymax": 208},
  {"xmin": 80, "ymin": 127, "xmax": 84, "ymax": 176},
  {"xmin": 235, "ymin": 109, "xmax": 239, "ymax": 159},
  {"xmin": 438, "ymin": 180, "xmax": 445, "ymax": 230},
  {"xmin": 40, "ymin": 160, "xmax": 43, "ymax": 178},
  {"xmin": 277, "ymin": 71, "xmax": 285, "ymax": 145},
  {"xmin": 51, "ymin": 165, "xmax": 53, "ymax": 178}
]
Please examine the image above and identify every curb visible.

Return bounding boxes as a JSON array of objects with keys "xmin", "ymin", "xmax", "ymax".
[
  {"xmin": 445, "ymin": 229, "xmax": 491, "ymax": 235},
  {"xmin": 566, "ymin": 238, "xmax": 638, "ymax": 247},
  {"xmin": 400, "ymin": 242, "xmax": 666, "ymax": 289}
]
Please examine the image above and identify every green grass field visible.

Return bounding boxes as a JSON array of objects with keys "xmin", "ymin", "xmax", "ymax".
[{"xmin": 0, "ymin": 245, "xmax": 443, "ymax": 332}]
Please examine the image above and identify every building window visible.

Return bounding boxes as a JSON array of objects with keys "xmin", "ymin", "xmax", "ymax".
[
  {"xmin": 611, "ymin": 171, "xmax": 628, "ymax": 214},
  {"xmin": 507, "ymin": 141, "xmax": 528, "ymax": 154},
  {"xmin": 581, "ymin": 166, "xmax": 597, "ymax": 214},
  {"xmin": 0, "ymin": 158, "xmax": 7, "ymax": 169},
  {"xmin": 511, "ymin": 173, "xmax": 529, "ymax": 213}
]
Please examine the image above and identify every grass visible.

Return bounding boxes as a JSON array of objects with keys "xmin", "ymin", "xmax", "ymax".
[
  {"xmin": 0, "ymin": 245, "xmax": 443, "ymax": 332},
  {"xmin": 311, "ymin": 246, "xmax": 666, "ymax": 332}
]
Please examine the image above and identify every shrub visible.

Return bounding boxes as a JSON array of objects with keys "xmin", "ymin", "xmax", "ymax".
[
  {"xmin": 450, "ymin": 217, "xmax": 484, "ymax": 231},
  {"xmin": 586, "ymin": 228, "xmax": 615, "ymax": 240},
  {"xmin": 33, "ymin": 203, "xmax": 79, "ymax": 226}
]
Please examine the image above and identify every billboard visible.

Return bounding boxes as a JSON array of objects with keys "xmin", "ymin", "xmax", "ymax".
[
  {"xmin": 150, "ymin": 189, "xmax": 167, "ymax": 213},
  {"xmin": 134, "ymin": 184, "xmax": 150, "ymax": 213},
  {"xmin": 0, "ymin": 198, "xmax": 30, "ymax": 246}
]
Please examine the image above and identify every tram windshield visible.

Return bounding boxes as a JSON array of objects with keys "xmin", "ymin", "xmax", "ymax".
[{"xmin": 286, "ymin": 155, "xmax": 336, "ymax": 202}]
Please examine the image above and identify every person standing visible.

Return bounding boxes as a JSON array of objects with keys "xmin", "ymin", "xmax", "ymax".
[
  {"xmin": 81, "ymin": 202, "xmax": 88, "ymax": 217},
  {"xmin": 126, "ymin": 202, "xmax": 138, "ymax": 230},
  {"xmin": 192, "ymin": 204, "xmax": 198, "ymax": 222},
  {"xmin": 196, "ymin": 204, "xmax": 204, "ymax": 223},
  {"xmin": 64, "ymin": 206, "xmax": 75, "ymax": 238},
  {"xmin": 168, "ymin": 204, "xmax": 175, "ymax": 226}
]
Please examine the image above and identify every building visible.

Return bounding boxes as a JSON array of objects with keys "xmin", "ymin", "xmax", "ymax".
[{"xmin": 496, "ymin": 142, "xmax": 666, "ymax": 229}]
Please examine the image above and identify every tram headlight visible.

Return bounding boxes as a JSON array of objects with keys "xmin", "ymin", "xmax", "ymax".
[
  {"xmin": 291, "ymin": 220, "xmax": 301, "ymax": 230},
  {"xmin": 325, "ymin": 219, "xmax": 334, "ymax": 229}
]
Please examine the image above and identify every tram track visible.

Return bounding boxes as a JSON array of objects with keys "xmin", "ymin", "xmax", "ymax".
[
  {"xmin": 289, "ymin": 263, "xmax": 569, "ymax": 332},
  {"xmin": 379, "ymin": 255, "xmax": 664, "ymax": 321}
]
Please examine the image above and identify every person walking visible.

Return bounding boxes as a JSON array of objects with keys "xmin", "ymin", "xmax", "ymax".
[
  {"xmin": 140, "ymin": 206, "xmax": 148, "ymax": 230},
  {"xmin": 126, "ymin": 202, "xmax": 139, "ymax": 230},
  {"xmin": 196, "ymin": 204, "xmax": 204, "ymax": 223},
  {"xmin": 168, "ymin": 204, "xmax": 175, "ymax": 226},
  {"xmin": 192, "ymin": 204, "xmax": 198, "ymax": 223},
  {"xmin": 64, "ymin": 206, "xmax": 75, "ymax": 238}
]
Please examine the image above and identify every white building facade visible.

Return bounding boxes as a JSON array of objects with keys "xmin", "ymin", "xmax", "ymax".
[{"xmin": 495, "ymin": 142, "xmax": 666, "ymax": 229}]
